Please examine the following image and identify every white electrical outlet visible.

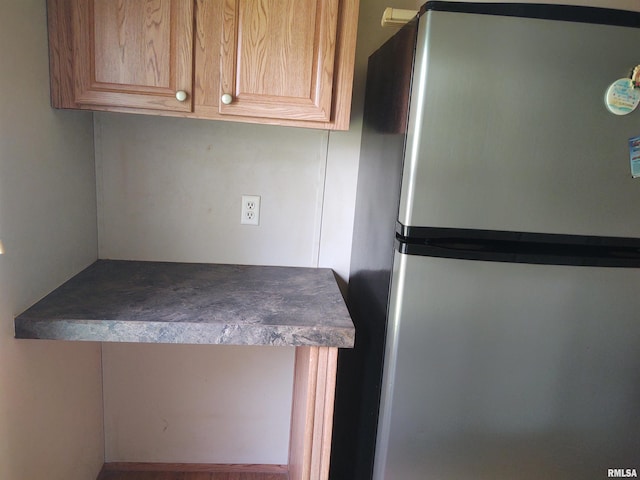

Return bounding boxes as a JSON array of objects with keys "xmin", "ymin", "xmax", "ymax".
[{"xmin": 241, "ymin": 195, "xmax": 261, "ymax": 225}]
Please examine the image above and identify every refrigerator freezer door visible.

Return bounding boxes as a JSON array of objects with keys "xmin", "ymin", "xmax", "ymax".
[
  {"xmin": 374, "ymin": 252, "xmax": 640, "ymax": 479},
  {"xmin": 399, "ymin": 10, "xmax": 640, "ymax": 237}
]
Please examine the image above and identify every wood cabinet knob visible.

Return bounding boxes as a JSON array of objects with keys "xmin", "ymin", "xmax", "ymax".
[
  {"xmin": 221, "ymin": 93, "xmax": 233, "ymax": 105},
  {"xmin": 175, "ymin": 90, "xmax": 188, "ymax": 102}
]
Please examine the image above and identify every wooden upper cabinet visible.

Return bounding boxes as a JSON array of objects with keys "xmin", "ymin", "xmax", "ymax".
[
  {"xmin": 48, "ymin": 0, "xmax": 359, "ymax": 130},
  {"xmin": 218, "ymin": 0, "xmax": 338, "ymax": 122},
  {"xmin": 72, "ymin": 0, "xmax": 194, "ymax": 111}
]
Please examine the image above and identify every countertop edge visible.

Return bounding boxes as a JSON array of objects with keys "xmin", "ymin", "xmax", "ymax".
[
  {"xmin": 15, "ymin": 317, "xmax": 356, "ymax": 348},
  {"xmin": 14, "ymin": 260, "xmax": 355, "ymax": 348}
]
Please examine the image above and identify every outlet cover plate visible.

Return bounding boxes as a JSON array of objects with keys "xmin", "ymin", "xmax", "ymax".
[{"xmin": 241, "ymin": 195, "xmax": 260, "ymax": 225}]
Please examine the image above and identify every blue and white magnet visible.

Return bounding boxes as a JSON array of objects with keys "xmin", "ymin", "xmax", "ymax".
[{"xmin": 605, "ymin": 78, "xmax": 640, "ymax": 115}]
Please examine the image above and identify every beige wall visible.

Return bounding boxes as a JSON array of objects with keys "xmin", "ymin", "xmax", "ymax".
[{"xmin": 0, "ymin": 1, "xmax": 102, "ymax": 479}]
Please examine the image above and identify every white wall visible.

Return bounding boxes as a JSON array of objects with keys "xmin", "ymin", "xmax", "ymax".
[
  {"xmin": 102, "ymin": 344, "xmax": 294, "ymax": 464},
  {"xmin": 0, "ymin": 2, "xmax": 102, "ymax": 479},
  {"xmin": 95, "ymin": 115, "xmax": 324, "ymax": 464},
  {"xmin": 95, "ymin": 115, "xmax": 329, "ymax": 267}
]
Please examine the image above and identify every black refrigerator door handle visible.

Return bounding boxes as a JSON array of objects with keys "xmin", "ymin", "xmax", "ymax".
[{"xmin": 395, "ymin": 227, "xmax": 640, "ymax": 268}]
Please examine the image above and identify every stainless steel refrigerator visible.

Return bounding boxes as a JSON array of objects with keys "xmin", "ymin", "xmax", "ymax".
[{"xmin": 331, "ymin": 3, "xmax": 640, "ymax": 479}]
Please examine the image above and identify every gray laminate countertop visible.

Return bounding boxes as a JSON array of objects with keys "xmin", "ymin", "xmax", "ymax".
[{"xmin": 14, "ymin": 260, "xmax": 355, "ymax": 348}]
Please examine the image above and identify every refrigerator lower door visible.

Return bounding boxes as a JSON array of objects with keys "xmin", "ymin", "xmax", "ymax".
[{"xmin": 374, "ymin": 252, "xmax": 640, "ymax": 480}]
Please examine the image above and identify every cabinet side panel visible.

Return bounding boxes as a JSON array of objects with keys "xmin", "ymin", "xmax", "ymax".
[
  {"xmin": 47, "ymin": 0, "xmax": 77, "ymax": 108},
  {"xmin": 327, "ymin": 0, "xmax": 359, "ymax": 130},
  {"xmin": 289, "ymin": 347, "xmax": 339, "ymax": 480},
  {"xmin": 312, "ymin": 347, "xmax": 338, "ymax": 480},
  {"xmin": 289, "ymin": 346, "xmax": 317, "ymax": 480}
]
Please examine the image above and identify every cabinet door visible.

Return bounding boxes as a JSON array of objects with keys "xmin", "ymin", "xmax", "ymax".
[
  {"xmin": 73, "ymin": 0, "xmax": 194, "ymax": 112},
  {"xmin": 219, "ymin": 0, "xmax": 339, "ymax": 122}
]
